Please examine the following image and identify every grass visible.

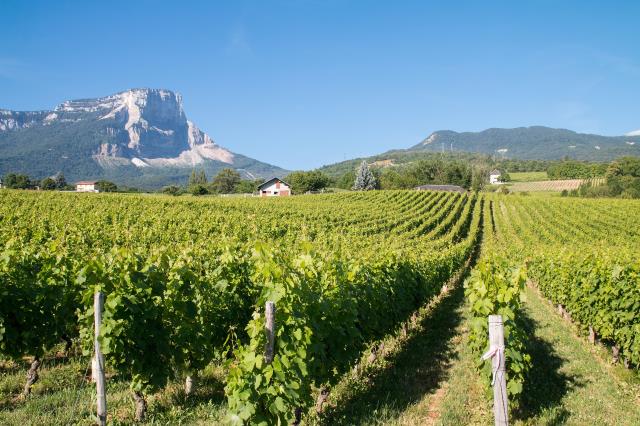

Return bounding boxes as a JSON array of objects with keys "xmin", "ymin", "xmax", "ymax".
[
  {"xmin": 4, "ymin": 275, "xmax": 639, "ymax": 425},
  {"xmin": 309, "ymin": 282, "xmax": 468, "ymax": 425},
  {"xmin": 509, "ymin": 172, "xmax": 548, "ymax": 183},
  {"xmin": 511, "ymin": 286, "xmax": 640, "ymax": 425},
  {"xmin": 434, "ymin": 281, "xmax": 640, "ymax": 426},
  {"xmin": 0, "ymin": 350, "xmax": 228, "ymax": 425}
]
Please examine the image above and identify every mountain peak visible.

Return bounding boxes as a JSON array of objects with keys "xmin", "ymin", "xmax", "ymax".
[{"xmin": 0, "ymin": 89, "xmax": 288, "ymax": 188}]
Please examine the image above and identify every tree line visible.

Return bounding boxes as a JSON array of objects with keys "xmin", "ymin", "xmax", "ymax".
[{"xmin": 567, "ymin": 157, "xmax": 640, "ymax": 199}]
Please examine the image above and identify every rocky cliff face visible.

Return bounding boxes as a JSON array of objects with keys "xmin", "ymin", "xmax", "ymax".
[{"xmin": 0, "ymin": 89, "xmax": 288, "ymax": 188}]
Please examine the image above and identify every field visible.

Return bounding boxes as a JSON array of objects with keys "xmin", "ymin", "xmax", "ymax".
[
  {"xmin": 507, "ymin": 177, "xmax": 605, "ymax": 192},
  {"xmin": 1, "ymin": 189, "xmax": 639, "ymax": 425},
  {"xmin": 508, "ymin": 171, "xmax": 548, "ymax": 182}
]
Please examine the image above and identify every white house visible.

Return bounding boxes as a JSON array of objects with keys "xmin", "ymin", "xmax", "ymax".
[
  {"xmin": 257, "ymin": 177, "xmax": 291, "ymax": 197},
  {"xmin": 75, "ymin": 181, "xmax": 99, "ymax": 193},
  {"xmin": 489, "ymin": 169, "xmax": 502, "ymax": 185},
  {"xmin": 0, "ymin": 178, "xmax": 3, "ymax": 189}
]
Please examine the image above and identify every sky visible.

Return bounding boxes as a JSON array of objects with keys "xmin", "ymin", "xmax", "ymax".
[{"xmin": 1, "ymin": 0, "xmax": 639, "ymax": 170}]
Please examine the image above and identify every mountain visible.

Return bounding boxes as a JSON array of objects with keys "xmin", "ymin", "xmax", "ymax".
[
  {"xmin": 411, "ymin": 126, "xmax": 640, "ymax": 160},
  {"xmin": 317, "ymin": 126, "xmax": 640, "ymax": 178},
  {"xmin": 0, "ymin": 89, "xmax": 288, "ymax": 188}
]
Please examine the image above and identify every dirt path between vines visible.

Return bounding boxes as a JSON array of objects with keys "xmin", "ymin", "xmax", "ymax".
[{"xmin": 311, "ymin": 275, "xmax": 489, "ymax": 425}]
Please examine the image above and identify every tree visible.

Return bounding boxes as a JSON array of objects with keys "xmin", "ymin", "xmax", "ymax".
[
  {"xmin": 235, "ymin": 179, "xmax": 260, "ymax": 194},
  {"xmin": 285, "ymin": 170, "xmax": 330, "ymax": 194},
  {"xmin": 96, "ymin": 180, "xmax": 118, "ymax": 192},
  {"xmin": 335, "ymin": 171, "xmax": 355, "ymax": 190},
  {"xmin": 40, "ymin": 177, "xmax": 57, "ymax": 190},
  {"xmin": 378, "ymin": 168, "xmax": 410, "ymax": 189},
  {"xmin": 162, "ymin": 185, "xmax": 182, "ymax": 196},
  {"xmin": 471, "ymin": 166, "xmax": 490, "ymax": 192},
  {"xmin": 190, "ymin": 184, "xmax": 209, "ymax": 196},
  {"xmin": 3, "ymin": 173, "xmax": 32, "ymax": 189},
  {"xmin": 54, "ymin": 172, "xmax": 67, "ymax": 189},
  {"xmin": 211, "ymin": 168, "xmax": 241, "ymax": 194},
  {"xmin": 498, "ymin": 171, "xmax": 511, "ymax": 182},
  {"xmin": 353, "ymin": 161, "xmax": 377, "ymax": 191},
  {"xmin": 189, "ymin": 169, "xmax": 207, "ymax": 186}
]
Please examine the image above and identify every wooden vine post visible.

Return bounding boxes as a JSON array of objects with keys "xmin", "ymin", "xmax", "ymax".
[
  {"xmin": 264, "ymin": 301, "xmax": 275, "ymax": 364},
  {"xmin": 94, "ymin": 292, "xmax": 107, "ymax": 426},
  {"xmin": 488, "ymin": 315, "xmax": 509, "ymax": 426}
]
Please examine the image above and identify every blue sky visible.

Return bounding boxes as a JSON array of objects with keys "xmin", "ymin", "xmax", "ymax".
[{"xmin": 1, "ymin": 1, "xmax": 639, "ymax": 170}]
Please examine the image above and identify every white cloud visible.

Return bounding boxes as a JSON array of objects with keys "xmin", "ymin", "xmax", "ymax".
[{"xmin": 625, "ymin": 129, "xmax": 640, "ymax": 136}]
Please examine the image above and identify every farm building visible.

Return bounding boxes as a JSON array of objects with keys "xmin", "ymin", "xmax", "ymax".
[
  {"xmin": 0, "ymin": 178, "xmax": 3, "ymax": 189},
  {"xmin": 257, "ymin": 177, "xmax": 291, "ymax": 197},
  {"xmin": 415, "ymin": 184, "xmax": 467, "ymax": 193},
  {"xmin": 75, "ymin": 181, "xmax": 99, "ymax": 193},
  {"xmin": 489, "ymin": 169, "xmax": 502, "ymax": 184}
]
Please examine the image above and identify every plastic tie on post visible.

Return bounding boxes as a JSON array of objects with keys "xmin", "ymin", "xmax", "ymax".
[{"xmin": 481, "ymin": 345, "xmax": 504, "ymax": 385}]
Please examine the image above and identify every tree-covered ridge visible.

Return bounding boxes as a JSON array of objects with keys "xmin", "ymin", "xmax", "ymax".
[{"xmin": 412, "ymin": 126, "xmax": 640, "ymax": 161}]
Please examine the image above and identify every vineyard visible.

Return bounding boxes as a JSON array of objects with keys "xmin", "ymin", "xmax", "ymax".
[
  {"xmin": 507, "ymin": 177, "xmax": 605, "ymax": 192},
  {"xmin": 1, "ymin": 189, "xmax": 639, "ymax": 424}
]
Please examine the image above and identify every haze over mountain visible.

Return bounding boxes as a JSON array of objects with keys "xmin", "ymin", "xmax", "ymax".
[{"xmin": 0, "ymin": 89, "xmax": 288, "ymax": 188}]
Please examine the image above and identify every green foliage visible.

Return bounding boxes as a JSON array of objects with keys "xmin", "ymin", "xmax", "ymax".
[
  {"xmin": 96, "ymin": 180, "xmax": 118, "ymax": 192},
  {"xmin": 40, "ymin": 177, "xmax": 57, "ymax": 190},
  {"xmin": 161, "ymin": 185, "xmax": 182, "ymax": 196},
  {"xmin": 285, "ymin": 170, "xmax": 330, "ymax": 194},
  {"xmin": 0, "ymin": 243, "xmax": 81, "ymax": 359},
  {"xmin": 212, "ymin": 168, "xmax": 242, "ymax": 194},
  {"xmin": 572, "ymin": 157, "xmax": 640, "ymax": 199},
  {"xmin": 3, "ymin": 173, "xmax": 33, "ymax": 189},
  {"xmin": 528, "ymin": 251, "xmax": 640, "ymax": 366},
  {"xmin": 189, "ymin": 169, "xmax": 208, "ymax": 186},
  {"xmin": 334, "ymin": 171, "xmax": 356, "ymax": 190},
  {"xmin": 0, "ymin": 189, "xmax": 483, "ymax": 421},
  {"xmin": 465, "ymin": 257, "xmax": 531, "ymax": 406},
  {"xmin": 547, "ymin": 160, "xmax": 606, "ymax": 180},
  {"xmin": 498, "ymin": 171, "xmax": 511, "ymax": 182},
  {"xmin": 189, "ymin": 184, "xmax": 209, "ymax": 196},
  {"xmin": 235, "ymin": 179, "xmax": 261, "ymax": 194}
]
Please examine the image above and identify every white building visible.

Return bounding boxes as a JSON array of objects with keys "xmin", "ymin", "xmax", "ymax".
[
  {"xmin": 257, "ymin": 177, "xmax": 291, "ymax": 197},
  {"xmin": 75, "ymin": 181, "xmax": 99, "ymax": 193},
  {"xmin": 0, "ymin": 178, "xmax": 3, "ymax": 189},
  {"xmin": 489, "ymin": 169, "xmax": 502, "ymax": 185}
]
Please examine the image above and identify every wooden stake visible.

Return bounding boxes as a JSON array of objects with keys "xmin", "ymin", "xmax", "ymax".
[
  {"xmin": 588, "ymin": 326, "xmax": 596, "ymax": 344},
  {"xmin": 185, "ymin": 375, "xmax": 194, "ymax": 396},
  {"xmin": 612, "ymin": 345, "xmax": 620, "ymax": 364},
  {"xmin": 265, "ymin": 301, "xmax": 275, "ymax": 364},
  {"xmin": 488, "ymin": 315, "xmax": 509, "ymax": 426},
  {"xmin": 94, "ymin": 292, "xmax": 107, "ymax": 426},
  {"xmin": 316, "ymin": 388, "xmax": 329, "ymax": 413}
]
